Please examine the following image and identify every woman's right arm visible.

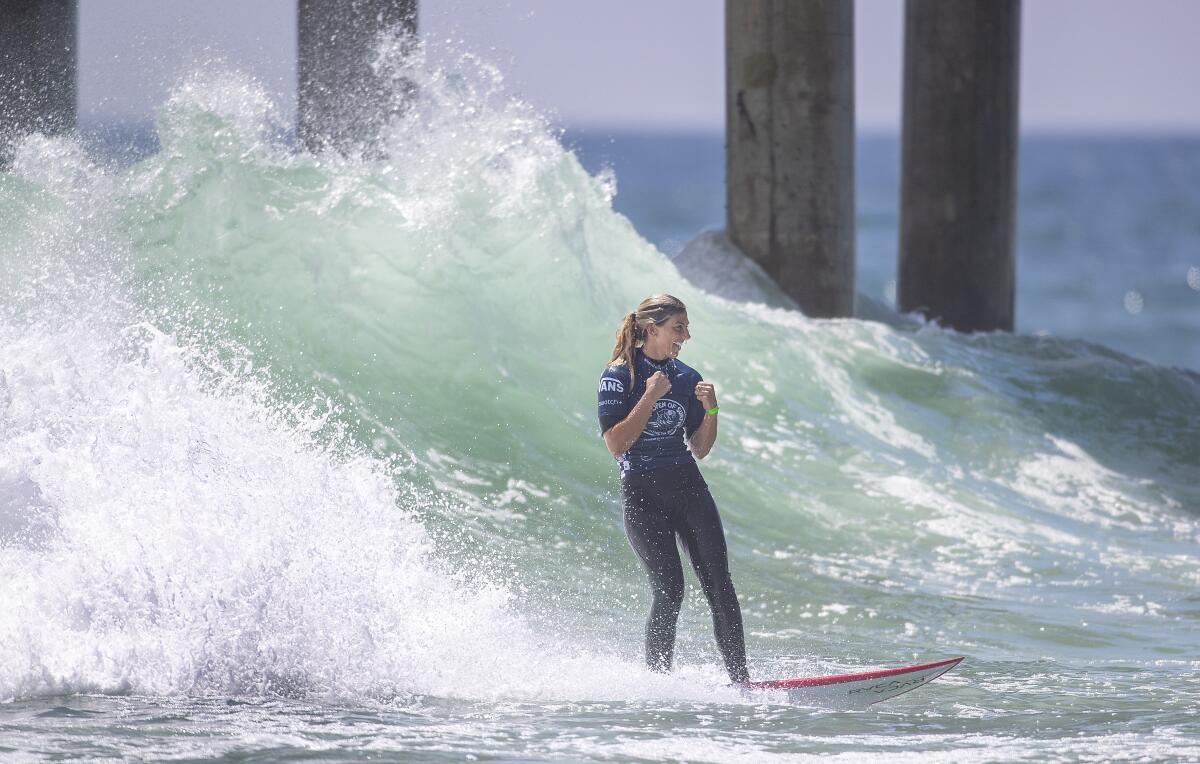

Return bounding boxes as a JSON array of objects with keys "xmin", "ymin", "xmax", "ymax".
[{"xmin": 602, "ymin": 371, "xmax": 670, "ymax": 457}]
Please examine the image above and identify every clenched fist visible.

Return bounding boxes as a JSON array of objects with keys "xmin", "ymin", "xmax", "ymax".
[
  {"xmin": 644, "ymin": 371, "xmax": 672, "ymax": 402},
  {"xmin": 695, "ymin": 381, "xmax": 717, "ymax": 409}
]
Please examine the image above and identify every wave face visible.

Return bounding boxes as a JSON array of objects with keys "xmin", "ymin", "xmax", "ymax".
[{"xmin": 2, "ymin": 38, "xmax": 1199, "ymax": 760}]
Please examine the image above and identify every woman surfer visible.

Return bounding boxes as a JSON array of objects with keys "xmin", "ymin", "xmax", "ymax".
[{"xmin": 597, "ymin": 293, "xmax": 750, "ymax": 683}]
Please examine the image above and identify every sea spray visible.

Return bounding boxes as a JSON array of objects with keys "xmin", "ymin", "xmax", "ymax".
[{"xmin": 0, "ymin": 55, "xmax": 740, "ymax": 703}]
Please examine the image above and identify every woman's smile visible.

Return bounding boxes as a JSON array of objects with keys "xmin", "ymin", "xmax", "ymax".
[{"xmin": 646, "ymin": 311, "xmax": 691, "ymax": 359}]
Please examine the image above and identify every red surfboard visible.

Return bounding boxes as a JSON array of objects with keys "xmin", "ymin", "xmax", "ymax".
[{"xmin": 740, "ymin": 657, "xmax": 963, "ymax": 708}]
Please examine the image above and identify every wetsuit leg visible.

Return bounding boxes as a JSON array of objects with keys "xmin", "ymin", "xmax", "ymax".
[
  {"xmin": 622, "ymin": 472, "xmax": 686, "ymax": 673},
  {"xmin": 676, "ymin": 468, "xmax": 750, "ymax": 683}
]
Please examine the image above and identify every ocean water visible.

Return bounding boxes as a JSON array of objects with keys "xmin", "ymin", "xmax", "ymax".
[
  {"xmin": 567, "ymin": 130, "xmax": 1200, "ymax": 373},
  {"xmin": 2, "ymin": 41, "xmax": 1199, "ymax": 762}
]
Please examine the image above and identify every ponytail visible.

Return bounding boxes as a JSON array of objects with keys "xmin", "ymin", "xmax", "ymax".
[
  {"xmin": 605, "ymin": 294, "xmax": 687, "ymax": 394},
  {"xmin": 609, "ymin": 312, "xmax": 642, "ymax": 391}
]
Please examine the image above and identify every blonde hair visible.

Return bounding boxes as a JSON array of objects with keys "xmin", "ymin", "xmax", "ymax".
[{"xmin": 607, "ymin": 293, "xmax": 687, "ymax": 392}]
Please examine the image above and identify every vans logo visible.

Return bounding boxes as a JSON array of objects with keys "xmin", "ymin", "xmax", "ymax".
[{"xmin": 599, "ymin": 378, "xmax": 625, "ymax": 393}]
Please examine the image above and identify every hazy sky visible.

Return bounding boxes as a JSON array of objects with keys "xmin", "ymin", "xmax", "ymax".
[{"xmin": 78, "ymin": 0, "xmax": 1200, "ymax": 132}]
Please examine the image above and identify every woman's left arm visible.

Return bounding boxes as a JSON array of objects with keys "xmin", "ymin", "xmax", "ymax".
[{"xmin": 688, "ymin": 381, "xmax": 719, "ymax": 459}]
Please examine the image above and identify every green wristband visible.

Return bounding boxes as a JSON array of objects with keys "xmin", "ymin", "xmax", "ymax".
[{"xmin": 706, "ymin": 405, "xmax": 720, "ymax": 416}]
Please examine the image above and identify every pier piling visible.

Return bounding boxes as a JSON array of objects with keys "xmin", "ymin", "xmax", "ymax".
[
  {"xmin": 298, "ymin": 0, "xmax": 417, "ymax": 154},
  {"xmin": 898, "ymin": 0, "xmax": 1021, "ymax": 332},
  {"xmin": 0, "ymin": 0, "xmax": 77, "ymax": 164},
  {"xmin": 725, "ymin": 0, "xmax": 856, "ymax": 318}
]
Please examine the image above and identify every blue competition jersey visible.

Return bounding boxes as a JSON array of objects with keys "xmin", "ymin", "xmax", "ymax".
[{"xmin": 597, "ymin": 349, "xmax": 707, "ymax": 474}]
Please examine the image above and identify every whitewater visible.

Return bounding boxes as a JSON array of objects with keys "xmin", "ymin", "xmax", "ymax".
[{"xmin": 1, "ymin": 41, "xmax": 1198, "ymax": 762}]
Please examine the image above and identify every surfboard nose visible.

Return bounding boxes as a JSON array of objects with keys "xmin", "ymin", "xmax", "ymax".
[{"xmin": 740, "ymin": 656, "xmax": 964, "ymax": 708}]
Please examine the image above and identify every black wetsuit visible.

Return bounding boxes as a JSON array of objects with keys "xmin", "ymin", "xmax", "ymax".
[{"xmin": 598, "ymin": 350, "xmax": 749, "ymax": 683}]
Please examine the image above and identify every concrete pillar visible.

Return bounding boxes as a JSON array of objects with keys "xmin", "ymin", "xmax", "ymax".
[
  {"xmin": 726, "ymin": 0, "xmax": 855, "ymax": 319},
  {"xmin": 0, "ymin": 0, "xmax": 77, "ymax": 163},
  {"xmin": 898, "ymin": 0, "xmax": 1020, "ymax": 332},
  {"xmin": 298, "ymin": 0, "xmax": 416, "ymax": 154}
]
